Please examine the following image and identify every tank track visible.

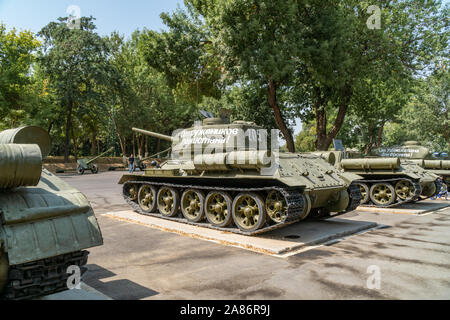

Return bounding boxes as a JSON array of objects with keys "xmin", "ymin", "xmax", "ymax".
[
  {"xmin": 123, "ymin": 181, "xmax": 360, "ymax": 236},
  {"xmin": 1, "ymin": 251, "xmax": 89, "ymax": 300},
  {"xmin": 346, "ymin": 182, "xmax": 363, "ymax": 212},
  {"xmin": 357, "ymin": 178, "xmax": 422, "ymax": 208}
]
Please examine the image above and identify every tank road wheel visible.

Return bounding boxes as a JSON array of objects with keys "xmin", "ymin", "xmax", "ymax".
[
  {"xmin": 356, "ymin": 183, "xmax": 370, "ymax": 204},
  {"xmin": 138, "ymin": 185, "xmax": 158, "ymax": 213},
  {"xmin": 205, "ymin": 192, "xmax": 233, "ymax": 227},
  {"xmin": 0, "ymin": 251, "xmax": 8, "ymax": 295},
  {"xmin": 395, "ymin": 180, "xmax": 415, "ymax": 200},
  {"xmin": 181, "ymin": 189, "xmax": 205, "ymax": 222},
  {"xmin": 370, "ymin": 183, "xmax": 397, "ymax": 206},
  {"xmin": 265, "ymin": 191, "xmax": 287, "ymax": 223},
  {"xmin": 232, "ymin": 193, "xmax": 266, "ymax": 232},
  {"xmin": 126, "ymin": 184, "xmax": 139, "ymax": 201},
  {"xmin": 157, "ymin": 187, "xmax": 180, "ymax": 217}
]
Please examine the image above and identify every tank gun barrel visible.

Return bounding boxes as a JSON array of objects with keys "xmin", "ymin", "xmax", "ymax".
[{"xmin": 132, "ymin": 128, "xmax": 174, "ymax": 143}]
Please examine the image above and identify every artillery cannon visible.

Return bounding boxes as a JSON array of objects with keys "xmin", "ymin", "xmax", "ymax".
[
  {"xmin": 118, "ymin": 113, "xmax": 362, "ymax": 236},
  {"xmin": 77, "ymin": 147, "xmax": 114, "ymax": 175},
  {"xmin": 0, "ymin": 126, "xmax": 103, "ymax": 300}
]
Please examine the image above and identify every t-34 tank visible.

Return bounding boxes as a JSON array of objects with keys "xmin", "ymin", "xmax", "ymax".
[
  {"xmin": 0, "ymin": 126, "xmax": 103, "ymax": 300},
  {"xmin": 118, "ymin": 114, "xmax": 362, "ymax": 235},
  {"xmin": 372, "ymin": 141, "xmax": 450, "ymax": 185},
  {"xmin": 316, "ymin": 150, "xmax": 440, "ymax": 208}
]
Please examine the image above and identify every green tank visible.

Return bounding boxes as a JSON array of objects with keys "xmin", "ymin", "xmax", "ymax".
[
  {"xmin": 0, "ymin": 126, "xmax": 103, "ymax": 300},
  {"xmin": 318, "ymin": 150, "xmax": 440, "ymax": 208},
  {"xmin": 118, "ymin": 115, "xmax": 362, "ymax": 236},
  {"xmin": 372, "ymin": 141, "xmax": 450, "ymax": 185}
]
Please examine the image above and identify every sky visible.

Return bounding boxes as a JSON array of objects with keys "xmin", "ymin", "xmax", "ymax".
[
  {"xmin": 0, "ymin": 0, "xmax": 185, "ymax": 36},
  {"xmin": 0, "ymin": 0, "xmax": 305, "ymax": 137}
]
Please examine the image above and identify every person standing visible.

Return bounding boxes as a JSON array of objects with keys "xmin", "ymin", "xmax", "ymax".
[{"xmin": 128, "ymin": 154, "xmax": 135, "ymax": 173}]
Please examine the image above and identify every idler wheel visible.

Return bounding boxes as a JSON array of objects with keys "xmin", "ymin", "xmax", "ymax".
[
  {"xmin": 181, "ymin": 189, "xmax": 205, "ymax": 222},
  {"xmin": 138, "ymin": 185, "xmax": 158, "ymax": 213},
  {"xmin": 205, "ymin": 192, "xmax": 233, "ymax": 227},
  {"xmin": 395, "ymin": 180, "xmax": 415, "ymax": 200},
  {"xmin": 356, "ymin": 183, "xmax": 370, "ymax": 204},
  {"xmin": 421, "ymin": 181, "xmax": 437, "ymax": 198},
  {"xmin": 157, "ymin": 187, "xmax": 180, "ymax": 217},
  {"xmin": 265, "ymin": 191, "xmax": 287, "ymax": 223},
  {"xmin": 370, "ymin": 183, "xmax": 396, "ymax": 206},
  {"xmin": 232, "ymin": 193, "xmax": 266, "ymax": 232}
]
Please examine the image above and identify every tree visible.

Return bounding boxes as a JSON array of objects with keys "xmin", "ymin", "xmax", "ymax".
[
  {"xmin": 139, "ymin": 6, "xmax": 223, "ymax": 105},
  {"xmin": 189, "ymin": 0, "xmax": 310, "ymax": 152},
  {"xmin": 384, "ymin": 67, "xmax": 449, "ymax": 152},
  {"xmin": 290, "ymin": 0, "xmax": 448, "ymax": 150},
  {"xmin": 106, "ymin": 30, "xmax": 198, "ymax": 156},
  {"xmin": 0, "ymin": 24, "xmax": 41, "ymax": 129},
  {"xmin": 38, "ymin": 16, "xmax": 113, "ymax": 161}
]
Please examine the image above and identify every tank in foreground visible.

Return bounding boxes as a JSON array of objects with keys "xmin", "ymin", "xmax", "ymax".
[
  {"xmin": 315, "ymin": 150, "xmax": 440, "ymax": 208},
  {"xmin": 0, "ymin": 126, "xmax": 103, "ymax": 300},
  {"xmin": 118, "ymin": 114, "xmax": 362, "ymax": 236}
]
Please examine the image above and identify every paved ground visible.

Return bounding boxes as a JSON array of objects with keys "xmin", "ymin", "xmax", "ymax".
[{"xmin": 61, "ymin": 172, "xmax": 450, "ymax": 300}]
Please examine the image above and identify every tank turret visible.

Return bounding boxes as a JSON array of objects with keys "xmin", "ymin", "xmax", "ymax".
[{"xmin": 371, "ymin": 142, "xmax": 450, "ymax": 185}]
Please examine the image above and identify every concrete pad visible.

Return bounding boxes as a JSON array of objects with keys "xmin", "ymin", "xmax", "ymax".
[
  {"xmin": 357, "ymin": 200, "xmax": 450, "ymax": 215},
  {"xmin": 38, "ymin": 283, "xmax": 111, "ymax": 300},
  {"xmin": 103, "ymin": 210, "xmax": 378, "ymax": 257}
]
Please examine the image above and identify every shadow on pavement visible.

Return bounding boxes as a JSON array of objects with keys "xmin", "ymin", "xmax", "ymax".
[{"xmin": 84, "ymin": 264, "xmax": 159, "ymax": 300}]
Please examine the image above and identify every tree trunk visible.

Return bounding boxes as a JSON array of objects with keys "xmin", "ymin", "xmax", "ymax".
[
  {"xmin": 108, "ymin": 112, "xmax": 126, "ymax": 156},
  {"xmin": 71, "ymin": 126, "xmax": 78, "ymax": 162},
  {"xmin": 268, "ymin": 78, "xmax": 295, "ymax": 152},
  {"xmin": 315, "ymin": 85, "xmax": 352, "ymax": 151},
  {"xmin": 376, "ymin": 123, "xmax": 385, "ymax": 148},
  {"xmin": 91, "ymin": 132, "xmax": 97, "ymax": 155},
  {"xmin": 145, "ymin": 136, "xmax": 149, "ymax": 157},
  {"xmin": 64, "ymin": 100, "xmax": 73, "ymax": 163}
]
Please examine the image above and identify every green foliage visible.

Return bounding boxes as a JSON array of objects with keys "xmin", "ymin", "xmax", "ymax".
[
  {"xmin": 0, "ymin": 24, "xmax": 41, "ymax": 129},
  {"xmin": 37, "ymin": 17, "xmax": 114, "ymax": 160},
  {"xmin": 139, "ymin": 6, "xmax": 222, "ymax": 104},
  {"xmin": 384, "ymin": 68, "xmax": 449, "ymax": 152},
  {"xmin": 107, "ymin": 30, "xmax": 198, "ymax": 156},
  {"xmin": 295, "ymin": 122, "xmax": 317, "ymax": 153}
]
